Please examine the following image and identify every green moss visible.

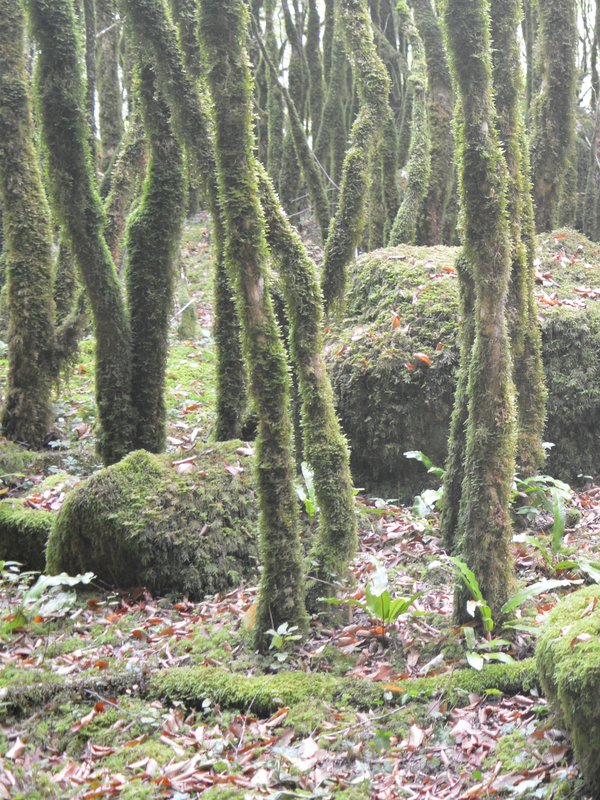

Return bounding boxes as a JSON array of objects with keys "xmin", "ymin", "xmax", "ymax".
[
  {"xmin": 321, "ymin": 0, "xmax": 391, "ymax": 310},
  {"xmin": 46, "ymin": 442, "xmax": 259, "ymax": 598},
  {"xmin": 486, "ymin": 729, "xmax": 538, "ymax": 773},
  {"xmin": 530, "ymin": 0, "xmax": 577, "ymax": 231},
  {"xmin": 536, "ymin": 585, "xmax": 600, "ymax": 795},
  {"xmin": 327, "ymin": 231, "xmax": 600, "ymax": 497},
  {"xmin": 0, "ymin": 502, "xmax": 54, "ymax": 571},
  {"xmin": 96, "ymin": 0, "xmax": 124, "ymax": 173},
  {"xmin": 125, "ymin": 56, "xmax": 185, "ymax": 453},
  {"xmin": 0, "ymin": 0, "xmax": 56, "ymax": 448},
  {"xmin": 26, "ymin": 0, "xmax": 134, "ymax": 465},
  {"xmin": 199, "ymin": 0, "xmax": 306, "ymax": 649},
  {"xmin": 151, "ymin": 659, "xmax": 539, "ymax": 717}
]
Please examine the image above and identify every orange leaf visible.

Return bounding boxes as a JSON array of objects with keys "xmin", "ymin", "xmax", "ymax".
[
  {"xmin": 414, "ymin": 352, "xmax": 433, "ymax": 366},
  {"xmin": 405, "ymin": 362, "xmax": 415, "ymax": 372}
]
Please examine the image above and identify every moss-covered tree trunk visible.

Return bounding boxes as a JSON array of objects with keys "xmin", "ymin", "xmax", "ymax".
[
  {"xmin": 0, "ymin": 0, "xmax": 56, "ymax": 448},
  {"xmin": 531, "ymin": 0, "xmax": 577, "ymax": 231},
  {"xmin": 255, "ymin": 28, "xmax": 331, "ymax": 243},
  {"xmin": 199, "ymin": 0, "xmax": 306, "ymax": 649},
  {"xmin": 388, "ymin": 0, "xmax": 430, "ymax": 246},
  {"xmin": 490, "ymin": 0, "xmax": 546, "ymax": 475},
  {"xmin": 410, "ymin": 0, "xmax": 454, "ymax": 245},
  {"xmin": 264, "ymin": 0, "xmax": 284, "ymax": 193},
  {"xmin": 257, "ymin": 165, "xmax": 357, "ymax": 610},
  {"xmin": 306, "ymin": 0, "xmax": 324, "ymax": 146},
  {"xmin": 96, "ymin": 0, "xmax": 124, "ymax": 173},
  {"xmin": 444, "ymin": 0, "xmax": 517, "ymax": 618},
  {"xmin": 315, "ymin": 4, "xmax": 348, "ymax": 185},
  {"xmin": 120, "ymin": 0, "xmax": 247, "ymax": 441},
  {"xmin": 321, "ymin": 0, "xmax": 391, "ymax": 311},
  {"xmin": 83, "ymin": 0, "xmax": 98, "ymax": 162},
  {"xmin": 26, "ymin": 0, "xmax": 134, "ymax": 465},
  {"xmin": 125, "ymin": 56, "xmax": 184, "ymax": 452}
]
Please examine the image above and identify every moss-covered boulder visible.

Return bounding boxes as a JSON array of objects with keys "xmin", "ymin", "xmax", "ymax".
[
  {"xmin": 536, "ymin": 585, "xmax": 600, "ymax": 795},
  {"xmin": 327, "ymin": 230, "xmax": 600, "ymax": 497},
  {"xmin": 0, "ymin": 502, "xmax": 54, "ymax": 570},
  {"xmin": 46, "ymin": 441, "xmax": 259, "ymax": 598}
]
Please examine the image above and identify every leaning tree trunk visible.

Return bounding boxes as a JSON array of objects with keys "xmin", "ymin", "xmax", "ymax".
[
  {"xmin": 26, "ymin": 0, "xmax": 134, "ymax": 465},
  {"xmin": 530, "ymin": 0, "xmax": 577, "ymax": 231},
  {"xmin": 0, "ymin": 0, "xmax": 56, "ymax": 448},
  {"xmin": 125, "ymin": 56, "xmax": 184, "ymax": 453},
  {"xmin": 120, "ymin": 0, "xmax": 247, "ymax": 441},
  {"xmin": 444, "ymin": 0, "xmax": 517, "ymax": 620},
  {"xmin": 257, "ymin": 165, "xmax": 357, "ymax": 611},
  {"xmin": 321, "ymin": 0, "xmax": 391, "ymax": 311},
  {"xmin": 490, "ymin": 0, "xmax": 546, "ymax": 476},
  {"xmin": 199, "ymin": 0, "xmax": 306, "ymax": 650}
]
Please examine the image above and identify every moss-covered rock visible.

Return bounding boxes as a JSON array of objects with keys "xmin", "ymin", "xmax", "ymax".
[
  {"xmin": 46, "ymin": 441, "xmax": 259, "ymax": 598},
  {"xmin": 0, "ymin": 503, "xmax": 54, "ymax": 570},
  {"xmin": 327, "ymin": 230, "xmax": 600, "ymax": 497},
  {"xmin": 536, "ymin": 585, "xmax": 600, "ymax": 796}
]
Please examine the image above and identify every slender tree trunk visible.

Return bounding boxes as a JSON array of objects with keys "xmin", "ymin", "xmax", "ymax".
[
  {"xmin": 96, "ymin": 0, "xmax": 124, "ymax": 173},
  {"xmin": 388, "ymin": 0, "xmax": 430, "ymax": 246},
  {"xmin": 410, "ymin": 0, "xmax": 454, "ymax": 245},
  {"xmin": 490, "ymin": 0, "xmax": 546, "ymax": 476},
  {"xmin": 321, "ymin": 0, "xmax": 391, "ymax": 310},
  {"xmin": 306, "ymin": 0, "xmax": 324, "ymax": 145},
  {"xmin": 120, "ymin": 0, "xmax": 247, "ymax": 441},
  {"xmin": 0, "ymin": 0, "xmax": 56, "ymax": 448},
  {"xmin": 27, "ymin": 0, "xmax": 134, "ymax": 464},
  {"xmin": 264, "ymin": 0, "xmax": 284, "ymax": 193},
  {"xmin": 199, "ymin": 0, "xmax": 306, "ymax": 650},
  {"xmin": 125, "ymin": 56, "xmax": 184, "ymax": 452},
  {"xmin": 444, "ymin": 0, "xmax": 517, "ymax": 619},
  {"xmin": 531, "ymin": 0, "xmax": 577, "ymax": 231}
]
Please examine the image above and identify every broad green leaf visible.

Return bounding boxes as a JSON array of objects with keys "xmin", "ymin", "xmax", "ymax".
[
  {"xmin": 484, "ymin": 652, "xmax": 515, "ymax": 664},
  {"xmin": 550, "ymin": 489, "xmax": 567, "ymax": 555},
  {"xmin": 466, "ymin": 652, "xmax": 484, "ymax": 671},
  {"xmin": 501, "ymin": 579, "xmax": 574, "ymax": 616}
]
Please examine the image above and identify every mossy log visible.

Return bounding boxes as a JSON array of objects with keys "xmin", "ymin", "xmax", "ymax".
[
  {"xmin": 0, "ymin": 503, "xmax": 54, "ymax": 572},
  {"xmin": 326, "ymin": 231, "xmax": 600, "ymax": 498},
  {"xmin": 46, "ymin": 442, "xmax": 259, "ymax": 598},
  {"xmin": 536, "ymin": 586, "xmax": 600, "ymax": 796},
  {"xmin": 0, "ymin": 657, "xmax": 538, "ymax": 723}
]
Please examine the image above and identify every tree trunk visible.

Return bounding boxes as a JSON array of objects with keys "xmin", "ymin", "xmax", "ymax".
[
  {"xmin": 96, "ymin": 0, "xmax": 124, "ymax": 173},
  {"xmin": 444, "ymin": 0, "xmax": 517, "ymax": 620},
  {"xmin": 0, "ymin": 0, "xmax": 56, "ymax": 448},
  {"xmin": 199, "ymin": 0, "xmax": 306, "ymax": 650}
]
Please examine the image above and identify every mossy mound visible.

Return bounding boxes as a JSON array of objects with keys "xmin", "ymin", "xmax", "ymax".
[
  {"xmin": 327, "ymin": 230, "xmax": 600, "ymax": 497},
  {"xmin": 0, "ymin": 502, "xmax": 54, "ymax": 570},
  {"xmin": 536, "ymin": 585, "xmax": 600, "ymax": 796},
  {"xmin": 46, "ymin": 441, "xmax": 259, "ymax": 598}
]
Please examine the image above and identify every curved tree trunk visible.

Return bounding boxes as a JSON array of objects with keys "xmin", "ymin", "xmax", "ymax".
[
  {"xmin": 27, "ymin": 0, "xmax": 134, "ymax": 465},
  {"xmin": 0, "ymin": 0, "xmax": 56, "ymax": 448},
  {"xmin": 444, "ymin": 0, "xmax": 517, "ymax": 620},
  {"xmin": 257, "ymin": 165, "xmax": 357, "ymax": 611},
  {"xmin": 199, "ymin": 0, "xmax": 306, "ymax": 650}
]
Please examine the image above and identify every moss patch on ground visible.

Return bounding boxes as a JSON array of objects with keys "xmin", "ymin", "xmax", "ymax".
[
  {"xmin": 0, "ymin": 503, "xmax": 54, "ymax": 570},
  {"xmin": 536, "ymin": 584, "xmax": 600, "ymax": 796},
  {"xmin": 46, "ymin": 441, "xmax": 259, "ymax": 598},
  {"xmin": 327, "ymin": 230, "xmax": 600, "ymax": 497}
]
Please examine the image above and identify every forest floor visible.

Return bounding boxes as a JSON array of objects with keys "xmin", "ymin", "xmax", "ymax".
[{"xmin": 1, "ymin": 220, "xmax": 599, "ymax": 799}]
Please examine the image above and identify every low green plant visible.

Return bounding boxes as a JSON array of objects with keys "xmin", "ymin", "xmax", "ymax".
[
  {"xmin": 449, "ymin": 556, "xmax": 575, "ymax": 637},
  {"xmin": 404, "ymin": 451, "xmax": 444, "ymax": 517},
  {"xmin": 1, "ymin": 561, "xmax": 95, "ymax": 636},
  {"xmin": 265, "ymin": 622, "xmax": 302, "ymax": 666},
  {"xmin": 461, "ymin": 625, "xmax": 515, "ymax": 671},
  {"xmin": 322, "ymin": 559, "xmax": 422, "ymax": 636},
  {"xmin": 295, "ymin": 462, "xmax": 318, "ymax": 521}
]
